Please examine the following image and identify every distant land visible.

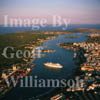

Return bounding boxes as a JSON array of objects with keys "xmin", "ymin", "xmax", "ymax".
[
  {"xmin": 76, "ymin": 28, "xmax": 100, "ymax": 33},
  {"xmin": 0, "ymin": 24, "xmax": 100, "ymax": 34}
]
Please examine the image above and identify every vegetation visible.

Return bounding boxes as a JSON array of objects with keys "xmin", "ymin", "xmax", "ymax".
[
  {"xmin": 0, "ymin": 31, "xmax": 57, "ymax": 71},
  {"xmin": 75, "ymin": 28, "xmax": 100, "ymax": 33},
  {"xmin": 65, "ymin": 36, "xmax": 77, "ymax": 39}
]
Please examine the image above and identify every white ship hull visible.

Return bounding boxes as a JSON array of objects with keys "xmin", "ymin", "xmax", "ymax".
[{"xmin": 44, "ymin": 63, "xmax": 63, "ymax": 69}]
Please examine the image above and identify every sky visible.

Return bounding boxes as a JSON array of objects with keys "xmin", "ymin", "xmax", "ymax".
[{"xmin": 0, "ymin": 0, "xmax": 100, "ymax": 24}]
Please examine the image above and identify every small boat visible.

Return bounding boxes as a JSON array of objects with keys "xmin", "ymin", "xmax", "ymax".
[{"xmin": 44, "ymin": 62, "xmax": 63, "ymax": 69}]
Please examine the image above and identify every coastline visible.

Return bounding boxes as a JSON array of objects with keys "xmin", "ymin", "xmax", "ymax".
[
  {"xmin": 1, "ymin": 29, "xmax": 100, "ymax": 100},
  {"xmin": 0, "ymin": 31, "xmax": 73, "ymax": 99},
  {"xmin": 0, "ymin": 32, "xmax": 59, "ymax": 99},
  {"xmin": 50, "ymin": 33, "xmax": 100, "ymax": 100}
]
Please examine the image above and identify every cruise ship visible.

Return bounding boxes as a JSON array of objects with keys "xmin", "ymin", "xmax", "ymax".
[{"xmin": 44, "ymin": 62, "xmax": 63, "ymax": 69}]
